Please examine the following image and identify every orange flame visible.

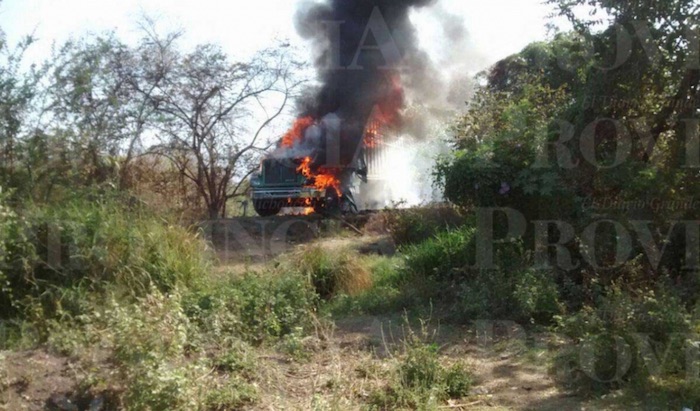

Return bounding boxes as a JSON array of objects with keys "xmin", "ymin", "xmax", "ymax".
[
  {"xmin": 296, "ymin": 157, "xmax": 342, "ymax": 196},
  {"xmin": 364, "ymin": 120, "xmax": 380, "ymax": 148},
  {"xmin": 281, "ymin": 116, "xmax": 315, "ymax": 148}
]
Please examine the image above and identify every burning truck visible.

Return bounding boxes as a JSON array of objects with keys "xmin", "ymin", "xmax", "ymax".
[
  {"xmin": 250, "ymin": 115, "xmax": 381, "ymax": 217},
  {"xmin": 250, "ymin": 0, "xmax": 434, "ymax": 217}
]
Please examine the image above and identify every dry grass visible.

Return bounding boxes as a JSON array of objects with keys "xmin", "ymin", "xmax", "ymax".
[{"xmin": 285, "ymin": 244, "xmax": 373, "ymax": 298}]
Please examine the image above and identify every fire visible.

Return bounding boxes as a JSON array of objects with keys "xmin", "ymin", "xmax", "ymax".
[
  {"xmin": 281, "ymin": 116, "xmax": 315, "ymax": 148},
  {"xmin": 296, "ymin": 157, "xmax": 342, "ymax": 196},
  {"xmin": 302, "ymin": 207, "xmax": 314, "ymax": 215},
  {"xmin": 364, "ymin": 119, "xmax": 381, "ymax": 148}
]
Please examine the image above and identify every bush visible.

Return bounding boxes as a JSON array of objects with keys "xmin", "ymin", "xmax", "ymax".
[
  {"xmin": 382, "ymin": 206, "xmax": 467, "ymax": 247},
  {"xmin": 457, "ymin": 261, "xmax": 563, "ymax": 323},
  {"xmin": 0, "ymin": 196, "xmax": 211, "ymax": 321},
  {"xmin": 326, "ymin": 256, "xmax": 407, "ymax": 316},
  {"xmin": 45, "ymin": 270, "xmax": 317, "ymax": 410},
  {"xmin": 403, "ymin": 225, "xmax": 476, "ymax": 283},
  {"xmin": 183, "ymin": 272, "xmax": 318, "ymax": 345},
  {"xmin": 290, "ymin": 245, "xmax": 372, "ymax": 299},
  {"xmin": 368, "ymin": 323, "xmax": 473, "ymax": 410},
  {"xmin": 60, "ymin": 289, "xmax": 259, "ymax": 411},
  {"xmin": 403, "ymin": 227, "xmax": 563, "ymax": 323},
  {"xmin": 555, "ymin": 285, "xmax": 693, "ymax": 402}
]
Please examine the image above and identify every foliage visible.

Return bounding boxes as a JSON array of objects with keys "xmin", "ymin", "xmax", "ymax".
[
  {"xmin": 290, "ymin": 245, "xmax": 373, "ymax": 299},
  {"xmin": 368, "ymin": 323, "xmax": 473, "ymax": 410},
  {"xmin": 0, "ymin": 22, "xmax": 304, "ymax": 220},
  {"xmin": 554, "ymin": 285, "xmax": 694, "ymax": 403},
  {"xmin": 183, "ymin": 271, "xmax": 318, "ymax": 345},
  {"xmin": 0, "ymin": 194, "xmax": 210, "ymax": 323},
  {"xmin": 326, "ymin": 256, "xmax": 407, "ymax": 316},
  {"xmin": 433, "ymin": 1, "xmax": 700, "ymax": 401},
  {"xmin": 67, "ymin": 289, "xmax": 258, "ymax": 411},
  {"xmin": 435, "ymin": 52, "xmax": 573, "ymax": 219},
  {"xmin": 0, "ymin": 30, "xmax": 48, "ymax": 193},
  {"xmin": 403, "ymin": 225, "xmax": 476, "ymax": 283},
  {"xmin": 38, "ymin": 268, "xmax": 318, "ymax": 409},
  {"xmin": 381, "ymin": 206, "xmax": 467, "ymax": 247},
  {"xmin": 401, "ymin": 226, "xmax": 564, "ymax": 323}
]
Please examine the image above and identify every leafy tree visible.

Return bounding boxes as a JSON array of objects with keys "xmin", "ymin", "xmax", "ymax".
[
  {"xmin": 142, "ymin": 37, "xmax": 304, "ymax": 219},
  {"xmin": 0, "ymin": 28, "xmax": 47, "ymax": 193},
  {"xmin": 438, "ymin": 0, "xmax": 700, "ymax": 302}
]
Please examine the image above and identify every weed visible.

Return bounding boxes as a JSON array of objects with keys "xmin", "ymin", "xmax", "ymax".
[
  {"xmin": 326, "ymin": 256, "xmax": 406, "ymax": 316},
  {"xmin": 205, "ymin": 377, "xmax": 258, "ymax": 411},
  {"xmin": 554, "ymin": 285, "xmax": 693, "ymax": 403},
  {"xmin": 367, "ymin": 320, "xmax": 473, "ymax": 410},
  {"xmin": 0, "ymin": 197, "xmax": 211, "ymax": 323},
  {"xmin": 291, "ymin": 245, "xmax": 372, "ymax": 299},
  {"xmin": 382, "ymin": 206, "xmax": 467, "ymax": 247},
  {"xmin": 184, "ymin": 272, "xmax": 318, "ymax": 345}
]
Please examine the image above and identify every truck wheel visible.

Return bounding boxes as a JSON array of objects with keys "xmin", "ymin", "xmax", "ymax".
[
  {"xmin": 312, "ymin": 190, "xmax": 336, "ymax": 215},
  {"xmin": 253, "ymin": 200, "xmax": 281, "ymax": 217}
]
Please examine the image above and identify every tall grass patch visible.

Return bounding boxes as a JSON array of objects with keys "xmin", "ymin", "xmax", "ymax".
[
  {"xmin": 368, "ymin": 322, "xmax": 473, "ymax": 410},
  {"xmin": 0, "ymin": 195, "xmax": 210, "ymax": 324},
  {"xmin": 289, "ymin": 245, "xmax": 373, "ymax": 299},
  {"xmin": 401, "ymin": 226, "xmax": 563, "ymax": 323},
  {"xmin": 373, "ymin": 205, "xmax": 467, "ymax": 246}
]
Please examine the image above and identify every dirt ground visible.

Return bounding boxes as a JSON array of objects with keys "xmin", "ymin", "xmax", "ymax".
[
  {"xmin": 251, "ymin": 314, "xmax": 591, "ymax": 411},
  {"xmin": 1, "ymin": 315, "xmax": 589, "ymax": 411}
]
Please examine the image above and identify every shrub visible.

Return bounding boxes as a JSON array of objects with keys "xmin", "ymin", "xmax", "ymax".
[
  {"xmin": 80, "ymin": 290, "xmax": 209, "ymax": 411},
  {"xmin": 205, "ymin": 378, "xmax": 258, "ymax": 411},
  {"xmin": 382, "ymin": 206, "xmax": 467, "ymax": 247},
  {"xmin": 183, "ymin": 272, "xmax": 318, "ymax": 345},
  {"xmin": 326, "ymin": 256, "xmax": 407, "ymax": 316},
  {"xmin": 74, "ymin": 289, "xmax": 262, "ymax": 411},
  {"xmin": 554, "ymin": 285, "xmax": 693, "ymax": 401},
  {"xmin": 403, "ymin": 225, "xmax": 476, "ymax": 283},
  {"xmin": 291, "ymin": 245, "xmax": 372, "ymax": 299},
  {"xmin": 0, "ymin": 196, "xmax": 211, "ymax": 321},
  {"xmin": 443, "ymin": 363, "xmax": 473, "ymax": 399},
  {"xmin": 456, "ymin": 261, "xmax": 563, "ymax": 323},
  {"xmin": 403, "ymin": 227, "xmax": 563, "ymax": 323},
  {"xmin": 368, "ymin": 323, "xmax": 473, "ymax": 410}
]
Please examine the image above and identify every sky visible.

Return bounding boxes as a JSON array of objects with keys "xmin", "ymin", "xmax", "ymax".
[{"xmin": 0, "ymin": 0, "xmax": 559, "ymax": 72}]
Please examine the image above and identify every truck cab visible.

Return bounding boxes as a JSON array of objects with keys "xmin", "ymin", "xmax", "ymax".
[
  {"xmin": 250, "ymin": 157, "xmax": 361, "ymax": 217},
  {"xmin": 250, "ymin": 158, "xmax": 327, "ymax": 216}
]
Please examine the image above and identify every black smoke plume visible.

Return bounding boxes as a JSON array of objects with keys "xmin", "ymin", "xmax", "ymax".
[{"xmin": 292, "ymin": 0, "xmax": 437, "ymax": 167}]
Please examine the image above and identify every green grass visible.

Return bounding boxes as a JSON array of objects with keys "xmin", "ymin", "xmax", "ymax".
[
  {"xmin": 0, "ymin": 196, "xmax": 211, "ymax": 326},
  {"xmin": 325, "ymin": 255, "xmax": 408, "ymax": 316},
  {"xmin": 367, "ymin": 320, "xmax": 473, "ymax": 410}
]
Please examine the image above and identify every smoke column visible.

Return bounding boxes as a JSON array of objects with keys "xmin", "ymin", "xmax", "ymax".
[
  {"xmin": 277, "ymin": 0, "xmax": 480, "ymax": 208},
  {"xmin": 293, "ymin": 0, "xmax": 437, "ymax": 165}
]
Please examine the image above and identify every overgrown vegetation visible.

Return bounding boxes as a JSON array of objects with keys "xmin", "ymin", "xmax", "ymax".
[
  {"xmin": 0, "ymin": 193, "xmax": 210, "ymax": 324},
  {"xmin": 1, "ymin": 0, "xmax": 699, "ymax": 408},
  {"xmin": 368, "ymin": 322, "xmax": 473, "ymax": 410},
  {"xmin": 289, "ymin": 245, "xmax": 373, "ymax": 299}
]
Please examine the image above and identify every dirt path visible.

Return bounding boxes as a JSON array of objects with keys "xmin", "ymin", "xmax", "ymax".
[
  {"xmin": 1, "ymin": 350, "xmax": 79, "ymax": 411},
  {"xmin": 251, "ymin": 315, "xmax": 587, "ymax": 410},
  {"xmin": 1, "ymin": 319, "xmax": 586, "ymax": 411}
]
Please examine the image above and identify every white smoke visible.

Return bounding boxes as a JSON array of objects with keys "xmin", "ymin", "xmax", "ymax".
[{"xmin": 354, "ymin": 3, "xmax": 482, "ymax": 209}]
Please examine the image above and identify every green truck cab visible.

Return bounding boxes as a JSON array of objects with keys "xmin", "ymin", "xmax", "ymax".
[{"xmin": 250, "ymin": 157, "xmax": 361, "ymax": 217}]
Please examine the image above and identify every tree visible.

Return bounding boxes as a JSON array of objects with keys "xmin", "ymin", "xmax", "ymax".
[
  {"xmin": 141, "ymin": 38, "xmax": 304, "ymax": 219},
  {"xmin": 47, "ymin": 27, "xmax": 172, "ymax": 190},
  {"xmin": 0, "ymin": 29, "xmax": 46, "ymax": 192}
]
